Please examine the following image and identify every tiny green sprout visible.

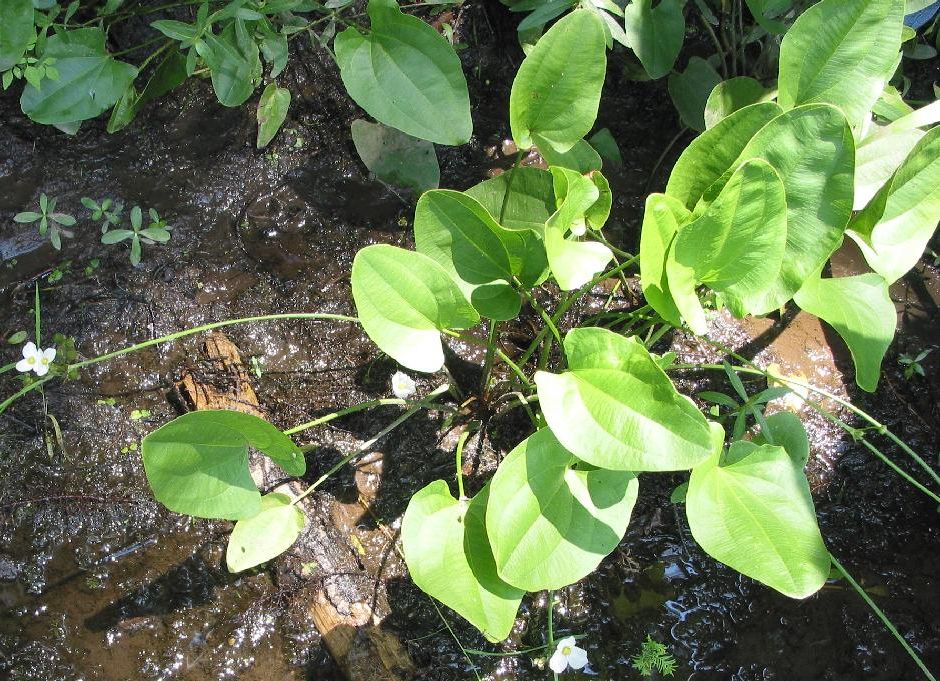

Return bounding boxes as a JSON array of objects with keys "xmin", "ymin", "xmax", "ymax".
[
  {"xmin": 899, "ymin": 348, "xmax": 932, "ymax": 380},
  {"xmin": 1, "ymin": 31, "xmax": 58, "ymax": 92},
  {"xmin": 84, "ymin": 258, "xmax": 101, "ymax": 276},
  {"xmin": 631, "ymin": 635, "xmax": 677, "ymax": 678},
  {"xmin": 250, "ymin": 356, "xmax": 263, "ymax": 379},
  {"xmin": 100, "ymin": 205, "xmax": 173, "ymax": 266},
  {"xmin": 81, "ymin": 197, "xmax": 124, "ymax": 234},
  {"xmin": 14, "ymin": 193, "xmax": 77, "ymax": 250},
  {"xmin": 130, "ymin": 409, "xmax": 151, "ymax": 421}
]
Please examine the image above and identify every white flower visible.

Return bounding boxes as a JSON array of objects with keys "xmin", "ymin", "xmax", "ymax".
[
  {"xmin": 15, "ymin": 342, "xmax": 56, "ymax": 377},
  {"xmin": 549, "ymin": 636, "xmax": 588, "ymax": 674},
  {"xmin": 391, "ymin": 370, "xmax": 416, "ymax": 399}
]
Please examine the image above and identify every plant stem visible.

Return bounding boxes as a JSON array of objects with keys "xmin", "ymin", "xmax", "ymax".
[
  {"xmin": 443, "ymin": 330, "xmax": 532, "ymax": 390},
  {"xmin": 547, "ymin": 590, "xmax": 558, "ymax": 681},
  {"xmin": 67, "ymin": 313, "xmax": 357, "ymax": 371},
  {"xmin": 455, "ymin": 425, "xmax": 476, "ymax": 500},
  {"xmin": 499, "ymin": 150, "xmax": 526, "ymax": 224},
  {"xmin": 284, "ymin": 398, "xmax": 409, "ymax": 435},
  {"xmin": 830, "ymin": 554, "xmax": 937, "ymax": 681},
  {"xmin": 0, "ymin": 375, "xmax": 54, "ymax": 414},
  {"xmin": 291, "ymin": 384, "xmax": 449, "ymax": 505},
  {"xmin": 480, "ymin": 321, "xmax": 498, "ymax": 396}
]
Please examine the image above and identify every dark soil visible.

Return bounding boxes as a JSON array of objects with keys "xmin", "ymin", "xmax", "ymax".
[{"xmin": 1, "ymin": 4, "xmax": 939, "ymax": 680}]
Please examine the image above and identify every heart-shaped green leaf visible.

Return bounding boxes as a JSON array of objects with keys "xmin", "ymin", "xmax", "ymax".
[
  {"xmin": 753, "ymin": 411, "xmax": 810, "ymax": 468},
  {"xmin": 465, "ymin": 167, "xmax": 556, "ymax": 232},
  {"xmin": 351, "ymin": 244, "xmax": 480, "ymax": 372},
  {"xmin": 335, "ymin": 0, "xmax": 471, "ymax": 145},
  {"xmin": 142, "ymin": 410, "xmax": 305, "ymax": 520},
  {"xmin": 639, "ymin": 193, "xmax": 687, "ymax": 327},
  {"xmin": 486, "ymin": 428, "xmax": 639, "ymax": 591},
  {"xmin": 414, "ymin": 190, "xmax": 520, "ymax": 320},
  {"xmin": 668, "ymin": 56, "xmax": 722, "ymax": 132},
  {"xmin": 226, "ymin": 493, "xmax": 306, "ymax": 572},
  {"xmin": 778, "ymin": 0, "xmax": 903, "ymax": 131},
  {"xmin": 402, "ymin": 482, "xmax": 523, "ymax": 641},
  {"xmin": 536, "ymin": 328, "xmax": 713, "ymax": 471},
  {"xmin": 687, "ymin": 439, "xmax": 830, "ymax": 599},
  {"xmin": 793, "ymin": 273, "xmax": 895, "ymax": 392},
  {"xmin": 203, "ymin": 20, "xmax": 261, "ymax": 107},
  {"xmin": 510, "ymin": 10, "xmax": 607, "ymax": 152}
]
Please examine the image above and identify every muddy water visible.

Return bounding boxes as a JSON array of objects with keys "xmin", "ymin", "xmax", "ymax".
[{"xmin": 2, "ymin": 9, "xmax": 940, "ymax": 680}]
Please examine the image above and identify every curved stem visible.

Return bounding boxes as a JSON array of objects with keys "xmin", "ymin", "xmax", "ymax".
[
  {"xmin": 284, "ymin": 398, "xmax": 408, "ymax": 435},
  {"xmin": 291, "ymin": 384, "xmax": 449, "ymax": 505},
  {"xmin": 480, "ymin": 321, "xmax": 499, "ymax": 396}
]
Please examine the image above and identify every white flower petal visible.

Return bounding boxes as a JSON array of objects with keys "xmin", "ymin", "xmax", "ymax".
[
  {"xmin": 42, "ymin": 347, "xmax": 56, "ymax": 362},
  {"xmin": 15, "ymin": 359, "xmax": 32, "ymax": 373},
  {"xmin": 391, "ymin": 371, "xmax": 416, "ymax": 399},
  {"xmin": 33, "ymin": 362, "xmax": 50, "ymax": 377},
  {"xmin": 548, "ymin": 650, "xmax": 568, "ymax": 674},
  {"xmin": 567, "ymin": 646, "xmax": 589, "ymax": 670},
  {"xmin": 556, "ymin": 636, "xmax": 577, "ymax": 648},
  {"xmin": 22, "ymin": 341, "xmax": 37, "ymax": 359}
]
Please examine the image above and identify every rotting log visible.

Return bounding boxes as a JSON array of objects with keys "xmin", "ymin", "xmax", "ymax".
[{"xmin": 176, "ymin": 332, "xmax": 416, "ymax": 681}]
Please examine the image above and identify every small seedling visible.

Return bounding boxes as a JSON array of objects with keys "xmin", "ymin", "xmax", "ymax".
[
  {"xmin": 698, "ymin": 363, "xmax": 789, "ymax": 440},
  {"xmin": 631, "ymin": 636, "xmax": 677, "ymax": 678},
  {"xmin": 14, "ymin": 193, "xmax": 77, "ymax": 250},
  {"xmin": 100, "ymin": 206, "xmax": 172, "ymax": 265},
  {"xmin": 81, "ymin": 197, "xmax": 123, "ymax": 234},
  {"xmin": 899, "ymin": 348, "xmax": 932, "ymax": 379}
]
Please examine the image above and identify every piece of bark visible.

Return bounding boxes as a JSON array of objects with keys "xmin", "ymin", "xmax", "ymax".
[{"xmin": 178, "ymin": 332, "xmax": 415, "ymax": 681}]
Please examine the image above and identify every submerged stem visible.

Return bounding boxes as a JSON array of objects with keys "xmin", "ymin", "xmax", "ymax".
[{"xmin": 830, "ymin": 554, "xmax": 937, "ymax": 681}]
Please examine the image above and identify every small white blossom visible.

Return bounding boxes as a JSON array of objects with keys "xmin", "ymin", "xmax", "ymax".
[
  {"xmin": 15, "ymin": 342, "xmax": 56, "ymax": 377},
  {"xmin": 391, "ymin": 370, "xmax": 416, "ymax": 399},
  {"xmin": 549, "ymin": 636, "xmax": 588, "ymax": 674}
]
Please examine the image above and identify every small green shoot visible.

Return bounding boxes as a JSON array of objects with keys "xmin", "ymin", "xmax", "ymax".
[
  {"xmin": 14, "ymin": 193, "xmax": 77, "ymax": 250},
  {"xmin": 100, "ymin": 206, "xmax": 173, "ymax": 265},
  {"xmin": 81, "ymin": 197, "xmax": 123, "ymax": 234},
  {"xmin": 899, "ymin": 348, "xmax": 932, "ymax": 379}
]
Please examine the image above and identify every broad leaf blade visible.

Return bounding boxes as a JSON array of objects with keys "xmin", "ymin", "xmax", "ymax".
[
  {"xmin": 623, "ymin": 0, "xmax": 685, "ymax": 80},
  {"xmin": 402, "ymin": 482, "xmax": 523, "ymax": 641},
  {"xmin": 509, "ymin": 10, "xmax": 607, "ymax": 152},
  {"xmin": 778, "ymin": 0, "xmax": 903, "ymax": 131},
  {"xmin": 639, "ymin": 193, "xmax": 687, "ymax": 327},
  {"xmin": 256, "ymin": 83, "xmax": 291, "ymax": 148},
  {"xmin": 687, "ymin": 440, "xmax": 830, "ymax": 599},
  {"xmin": 351, "ymin": 245, "xmax": 480, "ymax": 372},
  {"xmin": 793, "ymin": 273, "xmax": 896, "ymax": 392},
  {"xmin": 203, "ymin": 21, "xmax": 261, "ymax": 107},
  {"xmin": 668, "ymin": 57, "xmax": 722, "ymax": 132},
  {"xmin": 704, "ymin": 77, "xmax": 774, "ymax": 130},
  {"xmin": 486, "ymin": 428, "xmax": 639, "ymax": 591},
  {"xmin": 351, "ymin": 118, "xmax": 440, "ymax": 192},
  {"xmin": 226, "ymin": 493, "xmax": 306, "ymax": 572},
  {"xmin": 535, "ymin": 328, "xmax": 713, "ymax": 471},
  {"xmin": 0, "ymin": 0, "xmax": 34, "ymax": 72},
  {"xmin": 334, "ymin": 0, "xmax": 471, "ymax": 145},
  {"xmin": 414, "ymin": 190, "xmax": 519, "ymax": 320},
  {"xmin": 20, "ymin": 29, "xmax": 138, "ymax": 125}
]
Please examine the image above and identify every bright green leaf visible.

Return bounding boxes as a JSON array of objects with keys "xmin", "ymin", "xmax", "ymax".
[
  {"xmin": 544, "ymin": 225, "xmax": 613, "ymax": 291},
  {"xmin": 588, "ymin": 127, "xmax": 623, "ymax": 167},
  {"xmin": 752, "ymin": 411, "xmax": 810, "ymax": 468},
  {"xmin": 257, "ymin": 82, "xmax": 290, "ymax": 148},
  {"xmin": 665, "ymin": 102, "xmax": 782, "ymax": 210},
  {"xmin": 537, "ymin": 138, "xmax": 602, "ymax": 173},
  {"xmin": 226, "ymin": 493, "xmax": 306, "ymax": 572},
  {"xmin": 142, "ymin": 410, "xmax": 305, "ymax": 520},
  {"xmin": 203, "ymin": 20, "xmax": 261, "ymax": 107},
  {"xmin": 686, "ymin": 439, "xmax": 830, "ymax": 599},
  {"xmin": 351, "ymin": 244, "xmax": 479, "ymax": 372},
  {"xmin": 351, "ymin": 118, "xmax": 440, "ymax": 192},
  {"xmin": 414, "ymin": 190, "xmax": 520, "ymax": 320},
  {"xmin": 639, "ymin": 192, "xmax": 687, "ymax": 327},
  {"xmin": 334, "ymin": 0, "xmax": 471, "ymax": 145},
  {"xmin": 847, "ymin": 126, "xmax": 940, "ymax": 283},
  {"xmin": 671, "ymin": 158, "xmax": 787, "ymax": 320},
  {"xmin": 465, "ymin": 166, "xmax": 555, "ymax": 232},
  {"xmin": 486, "ymin": 428, "xmax": 639, "ymax": 590},
  {"xmin": 793, "ymin": 273, "xmax": 895, "ymax": 392},
  {"xmin": 778, "ymin": 0, "xmax": 903, "ymax": 131},
  {"xmin": 535, "ymin": 328, "xmax": 714, "ymax": 471},
  {"xmin": 402, "ymin": 482, "xmax": 523, "ymax": 641},
  {"xmin": 509, "ymin": 10, "xmax": 607, "ymax": 152}
]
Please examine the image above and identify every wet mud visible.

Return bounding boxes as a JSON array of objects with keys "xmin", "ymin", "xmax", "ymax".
[{"xmin": 1, "ymin": 4, "xmax": 939, "ymax": 680}]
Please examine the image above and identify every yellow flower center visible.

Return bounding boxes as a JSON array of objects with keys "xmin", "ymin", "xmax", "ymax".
[
  {"xmin": 562, "ymin": 646, "xmax": 572, "ymax": 656},
  {"xmin": 27, "ymin": 357, "xmax": 35, "ymax": 365}
]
